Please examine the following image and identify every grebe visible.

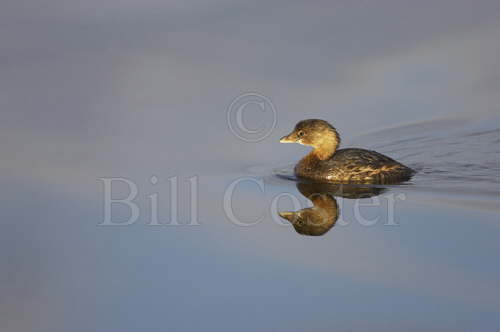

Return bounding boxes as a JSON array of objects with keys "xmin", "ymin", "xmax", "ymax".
[{"xmin": 280, "ymin": 119, "xmax": 414, "ymax": 183}]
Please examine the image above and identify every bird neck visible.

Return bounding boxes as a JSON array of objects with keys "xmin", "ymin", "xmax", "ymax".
[{"xmin": 311, "ymin": 130, "xmax": 340, "ymax": 160}]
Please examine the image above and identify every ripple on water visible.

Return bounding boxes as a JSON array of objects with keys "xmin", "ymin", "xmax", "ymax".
[{"xmin": 268, "ymin": 116, "xmax": 500, "ymax": 211}]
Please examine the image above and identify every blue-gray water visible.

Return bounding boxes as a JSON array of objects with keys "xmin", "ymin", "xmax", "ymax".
[
  {"xmin": 3, "ymin": 116, "xmax": 500, "ymax": 332},
  {"xmin": 2, "ymin": 1, "xmax": 500, "ymax": 331}
]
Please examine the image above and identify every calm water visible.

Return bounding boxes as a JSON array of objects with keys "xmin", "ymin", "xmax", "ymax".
[
  {"xmin": 3, "ymin": 1, "xmax": 500, "ymax": 331},
  {"xmin": 3, "ymin": 116, "xmax": 500, "ymax": 331}
]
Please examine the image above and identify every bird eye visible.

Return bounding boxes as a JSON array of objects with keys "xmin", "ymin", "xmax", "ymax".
[{"xmin": 297, "ymin": 131, "xmax": 304, "ymax": 137}]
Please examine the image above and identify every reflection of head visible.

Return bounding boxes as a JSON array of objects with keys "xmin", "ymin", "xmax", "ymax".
[
  {"xmin": 278, "ymin": 182, "xmax": 384, "ymax": 236},
  {"xmin": 279, "ymin": 192, "xmax": 338, "ymax": 236}
]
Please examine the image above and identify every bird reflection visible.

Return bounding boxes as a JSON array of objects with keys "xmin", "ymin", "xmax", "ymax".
[{"xmin": 279, "ymin": 182, "xmax": 385, "ymax": 236}]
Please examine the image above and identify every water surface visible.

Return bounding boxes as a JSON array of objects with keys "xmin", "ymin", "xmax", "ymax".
[{"xmin": 2, "ymin": 1, "xmax": 500, "ymax": 330}]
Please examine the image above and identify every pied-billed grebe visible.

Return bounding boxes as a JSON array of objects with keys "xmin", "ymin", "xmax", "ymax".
[{"xmin": 280, "ymin": 119, "xmax": 414, "ymax": 183}]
